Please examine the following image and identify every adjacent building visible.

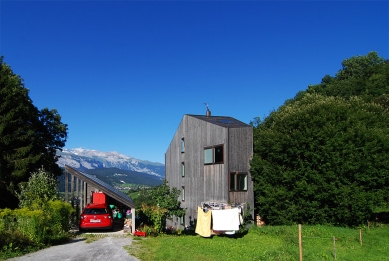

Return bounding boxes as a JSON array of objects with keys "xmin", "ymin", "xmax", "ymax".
[{"xmin": 165, "ymin": 110, "xmax": 254, "ymax": 229}]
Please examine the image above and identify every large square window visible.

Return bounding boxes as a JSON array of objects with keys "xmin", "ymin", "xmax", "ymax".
[
  {"xmin": 229, "ymin": 172, "xmax": 248, "ymax": 191},
  {"xmin": 204, "ymin": 145, "xmax": 224, "ymax": 165}
]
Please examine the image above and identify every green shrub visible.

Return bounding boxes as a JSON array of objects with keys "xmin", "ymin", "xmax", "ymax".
[
  {"xmin": 17, "ymin": 168, "xmax": 59, "ymax": 210},
  {"xmin": 47, "ymin": 200, "xmax": 74, "ymax": 233},
  {"xmin": 0, "ymin": 200, "xmax": 73, "ymax": 248},
  {"xmin": 0, "ymin": 230, "xmax": 41, "ymax": 260}
]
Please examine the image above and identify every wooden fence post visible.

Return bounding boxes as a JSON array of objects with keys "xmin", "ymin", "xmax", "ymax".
[{"xmin": 299, "ymin": 224, "xmax": 303, "ymax": 261}]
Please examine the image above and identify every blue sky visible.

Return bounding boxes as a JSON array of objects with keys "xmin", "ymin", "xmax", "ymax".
[{"xmin": 1, "ymin": 1, "xmax": 388, "ymax": 164}]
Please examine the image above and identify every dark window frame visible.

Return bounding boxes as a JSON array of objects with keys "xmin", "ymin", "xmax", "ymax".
[
  {"xmin": 204, "ymin": 144, "xmax": 224, "ymax": 165},
  {"xmin": 181, "ymin": 162, "xmax": 185, "ymax": 177},
  {"xmin": 181, "ymin": 186, "xmax": 185, "ymax": 201},
  {"xmin": 229, "ymin": 172, "xmax": 248, "ymax": 192}
]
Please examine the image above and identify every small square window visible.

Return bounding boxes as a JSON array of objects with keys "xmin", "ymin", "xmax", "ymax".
[{"xmin": 229, "ymin": 172, "xmax": 248, "ymax": 191}]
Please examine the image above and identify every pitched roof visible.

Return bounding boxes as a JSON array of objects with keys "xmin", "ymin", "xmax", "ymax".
[
  {"xmin": 187, "ymin": 114, "xmax": 251, "ymax": 128},
  {"xmin": 65, "ymin": 165, "xmax": 135, "ymax": 208}
]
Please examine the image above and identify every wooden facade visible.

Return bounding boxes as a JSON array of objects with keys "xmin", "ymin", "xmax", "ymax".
[{"xmin": 165, "ymin": 114, "xmax": 254, "ymax": 229}]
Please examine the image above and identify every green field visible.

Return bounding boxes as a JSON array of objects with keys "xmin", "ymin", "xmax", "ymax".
[
  {"xmin": 126, "ymin": 224, "xmax": 389, "ymax": 261},
  {"xmin": 128, "ymin": 191, "xmax": 141, "ymax": 200}
]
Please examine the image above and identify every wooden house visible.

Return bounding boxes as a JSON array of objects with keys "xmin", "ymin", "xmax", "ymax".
[{"xmin": 165, "ymin": 110, "xmax": 254, "ymax": 229}]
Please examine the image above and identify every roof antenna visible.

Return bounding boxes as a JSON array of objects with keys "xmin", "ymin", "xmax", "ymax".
[{"xmin": 204, "ymin": 103, "xmax": 211, "ymax": 117}]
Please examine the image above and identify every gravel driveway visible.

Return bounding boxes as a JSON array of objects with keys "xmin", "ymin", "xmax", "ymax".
[
  {"xmin": 8, "ymin": 219, "xmax": 140, "ymax": 261},
  {"xmin": 8, "ymin": 235, "xmax": 140, "ymax": 261}
]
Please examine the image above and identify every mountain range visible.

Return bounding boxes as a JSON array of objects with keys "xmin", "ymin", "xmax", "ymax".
[{"xmin": 57, "ymin": 148, "xmax": 165, "ymax": 178}]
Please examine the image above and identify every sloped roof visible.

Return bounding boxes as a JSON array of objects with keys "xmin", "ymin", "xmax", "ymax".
[
  {"xmin": 187, "ymin": 114, "xmax": 251, "ymax": 128},
  {"xmin": 65, "ymin": 165, "xmax": 135, "ymax": 208}
]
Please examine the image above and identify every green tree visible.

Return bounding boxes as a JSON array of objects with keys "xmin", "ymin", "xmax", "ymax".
[
  {"xmin": 16, "ymin": 168, "xmax": 58, "ymax": 209},
  {"xmin": 140, "ymin": 180, "xmax": 186, "ymax": 233},
  {"xmin": 0, "ymin": 57, "xmax": 68, "ymax": 208},
  {"xmin": 305, "ymin": 51, "xmax": 389, "ymax": 102},
  {"xmin": 36, "ymin": 108, "xmax": 68, "ymax": 176},
  {"xmin": 251, "ymin": 52, "xmax": 389, "ymax": 227}
]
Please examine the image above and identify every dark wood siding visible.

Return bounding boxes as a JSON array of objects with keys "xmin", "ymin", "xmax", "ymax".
[
  {"xmin": 227, "ymin": 127, "xmax": 254, "ymax": 208},
  {"xmin": 165, "ymin": 115, "xmax": 253, "ymax": 228}
]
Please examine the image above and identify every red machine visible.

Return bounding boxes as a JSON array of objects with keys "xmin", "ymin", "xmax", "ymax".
[{"xmin": 92, "ymin": 192, "xmax": 106, "ymax": 204}]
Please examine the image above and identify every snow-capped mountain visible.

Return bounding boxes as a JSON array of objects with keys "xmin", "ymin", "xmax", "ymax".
[{"xmin": 56, "ymin": 148, "xmax": 164, "ymax": 177}]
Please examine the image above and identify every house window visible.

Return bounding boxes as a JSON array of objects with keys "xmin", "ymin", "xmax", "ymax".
[
  {"xmin": 214, "ymin": 145, "xmax": 223, "ymax": 163},
  {"xmin": 181, "ymin": 138, "xmax": 185, "ymax": 153},
  {"xmin": 181, "ymin": 162, "xmax": 185, "ymax": 177},
  {"xmin": 229, "ymin": 172, "xmax": 248, "ymax": 191},
  {"xmin": 181, "ymin": 186, "xmax": 185, "ymax": 201},
  {"xmin": 204, "ymin": 148, "xmax": 213, "ymax": 164},
  {"xmin": 204, "ymin": 145, "xmax": 224, "ymax": 164},
  {"xmin": 180, "ymin": 215, "xmax": 185, "ymax": 225}
]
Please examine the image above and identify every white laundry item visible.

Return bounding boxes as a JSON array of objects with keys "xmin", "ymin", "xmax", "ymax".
[{"xmin": 212, "ymin": 208, "xmax": 240, "ymax": 231}]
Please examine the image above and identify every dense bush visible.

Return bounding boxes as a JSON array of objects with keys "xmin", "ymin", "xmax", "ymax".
[
  {"xmin": 17, "ymin": 168, "xmax": 58, "ymax": 209},
  {"xmin": 251, "ymin": 52, "xmax": 389, "ymax": 227},
  {"xmin": 138, "ymin": 180, "xmax": 186, "ymax": 234},
  {"xmin": 0, "ymin": 200, "xmax": 74, "ymax": 248}
]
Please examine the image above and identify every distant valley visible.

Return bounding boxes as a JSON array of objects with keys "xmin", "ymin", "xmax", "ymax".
[{"xmin": 57, "ymin": 148, "xmax": 164, "ymax": 190}]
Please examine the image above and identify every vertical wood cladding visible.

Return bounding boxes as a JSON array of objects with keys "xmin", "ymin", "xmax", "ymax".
[{"xmin": 165, "ymin": 115, "xmax": 253, "ymax": 228}]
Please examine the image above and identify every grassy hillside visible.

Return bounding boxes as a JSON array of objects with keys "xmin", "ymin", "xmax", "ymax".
[
  {"xmin": 57, "ymin": 167, "xmax": 163, "ymax": 192},
  {"xmin": 84, "ymin": 168, "xmax": 163, "ymax": 187}
]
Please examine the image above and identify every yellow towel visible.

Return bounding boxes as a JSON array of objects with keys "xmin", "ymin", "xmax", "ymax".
[{"xmin": 195, "ymin": 207, "xmax": 212, "ymax": 237}]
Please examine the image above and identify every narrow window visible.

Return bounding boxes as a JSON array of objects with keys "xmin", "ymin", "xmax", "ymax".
[
  {"xmin": 229, "ymin": 172, "xmax": 248, "ymax": 191},
  {"xmin": 181, "ymin": 186, "xmax": 185, "ymax": 201},
  {"xmin": 180, "ymin": 215, "xmax": 185, "ymax": 225},
  {"xmin": 237, "ymin": 174, "xmax": 248, "ymax": 191},
  {"xmin": 229, "ymin": 172, "xmax": 236, "ymax": 191},
  {"xmin": 181, "ymin": 138, "xmax": 185, "ymax": 153},
  {"xmin": 181, "ymin": 162, "xmax": 185, "ymax": 177}
]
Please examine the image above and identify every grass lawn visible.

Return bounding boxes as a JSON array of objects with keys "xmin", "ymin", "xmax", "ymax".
[{"xmin": 126, "ymin": 224, "xmax": 389, "ymax": 261}]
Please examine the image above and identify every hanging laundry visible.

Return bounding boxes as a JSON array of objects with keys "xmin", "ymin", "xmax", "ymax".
[
  {"xmin": 212, "ymin": 208, "xmax": 240, "ymax": 231},
  {"xmin": 195, "ymin": 207, "xmax": 212, "ymax": 237}
]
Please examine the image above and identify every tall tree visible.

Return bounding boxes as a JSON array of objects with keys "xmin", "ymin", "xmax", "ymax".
[
  {"xmin": 0, "ymin": 57, "xmax": 68, "ymax": 208},
  {"xmin": 36, "ymin": 108, "xmax": 68, "ymax": 176},
  {"xmin": 305, "ymin": 51, "xmax": 389, "ymax": 101},
  {"xmin": 251, "ymin": 52, "xmax": 389, "ymax": 226}
]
